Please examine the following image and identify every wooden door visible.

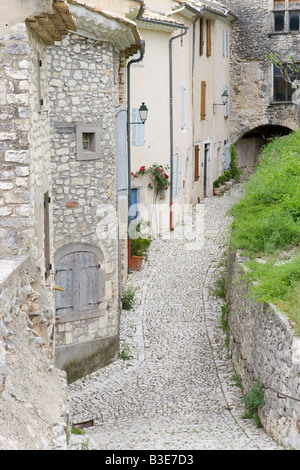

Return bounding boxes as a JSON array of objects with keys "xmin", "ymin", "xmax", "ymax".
[
  {"xmin": 204, "ymin": 143, "xmax": 210, "ymax": 197},
  {"xmin": 194, "ymin": 145, "xmax": 200, "ymax": 182}
]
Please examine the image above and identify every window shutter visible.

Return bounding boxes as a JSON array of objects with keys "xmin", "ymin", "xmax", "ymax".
[
  {"xmin": 180, "ymin": 83, "xmax": 186, "ymax": 130},
  {"xmin": 201, "ymin": 81, "xmax": 206, "ymax": 120},
  {"xmin": 173, "ymin": 153, "xmax": 181, "ymax": 197},
  {"xmin": 223, "ymin": 29, "xmax": 229, "ymax": 57},
  {"xmin": 132, "ymin": 109, "xmax": 144, "ymax": 146},
  {"xmin": 194, "ymin": 145, "xmax": 200, "ymax": 181},
  {"xmin": 206, "ymin": 20, "xmax": 212, "ymax": 57},
  {"xmin": 199, "ymin": 18, "xmax": 204, "ymax": 56},
  {"xmin": 56, "ymin": 252, "xmax": 101, "ymax": 316}
]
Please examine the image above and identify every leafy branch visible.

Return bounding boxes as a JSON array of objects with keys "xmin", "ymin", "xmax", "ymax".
[{"xmin": 267, "ymin": 52, "xmax": 300, "ymax": 88}]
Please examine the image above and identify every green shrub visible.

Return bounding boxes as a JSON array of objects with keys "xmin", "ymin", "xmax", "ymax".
[
  {"xmin": 230, "ymin": 144, "xmax": 243, "ymax": 181},
  {"xmin": 131, "ymin": 237, "xmax": 151, "ymax": 257},
  {"xmin": 241, "ymin": 381, "xmax": 265, "ymax": 428},
  {"xmin": 218, "ymin": 175, "xmax": 227, "ymax": 185},
  {"xmin": 121, "ymin": 287, "xmax": 136, "ymax": 310},
  {"xmin": 118, "ymin": 342, "xmax": 131, "ymax": 360},
  {"xmin": 224, "ymin": 170, "xmax": 232, "ymax": 181}
]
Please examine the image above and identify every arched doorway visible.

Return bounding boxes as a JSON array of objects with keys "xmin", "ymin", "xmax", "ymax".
[
  {"xmin": 235, "ymin": 124, "xmax": 292, "ymax": 175},
  {"xmin": 54, "ymin": 244, "xmax": 119, "ymax": 383}
]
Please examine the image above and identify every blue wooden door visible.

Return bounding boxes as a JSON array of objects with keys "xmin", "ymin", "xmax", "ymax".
[{"xmin": 130, "ymin": 188, "xmax": 138, "ymax": 221}]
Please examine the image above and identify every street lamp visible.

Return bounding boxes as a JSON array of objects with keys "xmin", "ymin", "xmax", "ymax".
[
  {"xmin": 138, "ymin": 102, "xmax": 148, "ymax": 123},
  {"xmin": 213, "ymin": 90, "xmax": 229, "ymax": 113},
  {"xmin": 130, "ymin": 102, "xmax": 148, "ymax": 124}
]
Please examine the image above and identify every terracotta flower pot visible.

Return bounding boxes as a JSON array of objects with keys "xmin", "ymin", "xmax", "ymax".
[
  {"xmin": 130, "ymin": 255, "xmax": 144, "ymax": 270},
  {"xmin": 213, "ymin": 187, "xmax": 221, "ymax": 195}
]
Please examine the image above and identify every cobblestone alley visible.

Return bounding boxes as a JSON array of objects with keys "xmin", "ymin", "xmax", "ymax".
[{"xmin": 69, "ymin": 185, "xmax": 283, "ymax": 450}]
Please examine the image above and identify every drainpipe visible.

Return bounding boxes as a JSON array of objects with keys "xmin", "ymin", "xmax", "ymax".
[
  {"xmin": 127, "ymin": 40, "xmax": 145, "ymax": 270},
  {"xmin": 169, "ymin": 26, "xmax": 188, "ymax": 230}
]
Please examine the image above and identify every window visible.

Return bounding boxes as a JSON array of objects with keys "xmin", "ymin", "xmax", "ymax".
[
  {"xmin": 223, "ymin": 29, "xmax": 229, "ymax": 57},
  {"xmin": 76, "ymin": 121, "xmax": 102, "ymax": 160},
  {"xmin": 82, "ymin": 132, "xmax": 96, "ymax": 151},
  {"xmin": 132, "ymin": 108, "xmax": 145, "ymax": 146},
  {"xmin": 180, "ymin": 83, "xmax": 186, "ymax": 131},
  {"xmin": 273, "ymin": 0, "xmax": 300, "ymax": 32},
  {"xmin": 290, "ymin": 10, "xmax": 300, "ymax": 30},
  {"xmin": 201, "ymin": 81, "xmax": 206, "ymax": 120},
  {"xmin": 273, "ymin": 64, "xmax": 298, "ymax": 101},
  {"xmin": 274, "ymin": 11, "xmax": 285, "ymax": 31}
]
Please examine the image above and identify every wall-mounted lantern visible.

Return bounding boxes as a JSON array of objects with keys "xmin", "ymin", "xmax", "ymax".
[
  {"xmin": 213, "ymin": 90, "xmax": 229, "ymax": 114},
  {"xmin": 131, "ymin": 102, "xmax": 148, "ymax": 124}
]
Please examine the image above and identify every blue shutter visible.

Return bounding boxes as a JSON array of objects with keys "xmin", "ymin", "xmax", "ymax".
[
  {"xmin": 173, "ymin": 153, "xmax": 181, "ymax": 197},
  {"xmin": 223, "ymin": 29, "xmax": 229, "ymax": 57},
  {"xmin": 132, "ymin": 109, "xmax": 144, "ymax": 146}
]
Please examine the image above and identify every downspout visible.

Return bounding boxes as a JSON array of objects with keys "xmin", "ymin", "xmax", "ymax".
[
  {"xmin": 127, "ymin": 40, "xmax": 145, "ymax": 270},
  {"xmin": 169, "ymin": 26, "xmax": 188, "ymax": 230}
]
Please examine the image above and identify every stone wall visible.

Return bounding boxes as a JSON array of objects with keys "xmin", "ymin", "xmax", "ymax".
[
  {"xmin": 0, "ymin": 256, "xmax": 70, "ymax": 450},
  {"xmin": 47, "ymin": 33, "xmax": 121, "ymax": 381},
  {"xmin": 227, "ymin": 251, "xmax": 300, "ymax": 449},
  {"xmin": 0, "ymin": 22, "xmax": 31, "ymax": 256},
  {"xmin": 0, "ymin": 23, "xmax": 53, "ymax": 284},
  {"xmin": 220, "ymin": 0, "xmax": 299, "ymax": 143}
]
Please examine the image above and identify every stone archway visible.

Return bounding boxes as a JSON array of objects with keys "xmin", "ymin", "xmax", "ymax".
[{"xmin": 235, "ymin": 124, "xmax": 293, "ymax": 176}]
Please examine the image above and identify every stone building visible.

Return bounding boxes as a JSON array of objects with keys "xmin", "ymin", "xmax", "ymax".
[
  {"xmin": 220, "ymin": 0, "xmax": 300, "ymax": 173},
  {"xmin": 0, "ymin": 0, "xmax": 77, "ymax": 449},
  {"xmin": 0, "ymin": 0, "xmax": 141, "ymax": 384},
  {"xmin": 0, "ymin": 0, "xmax": 76, "ymax": 353},
  {"xmin": 47, "ymin": 0, "xmax": 141, "ymax": 381}
]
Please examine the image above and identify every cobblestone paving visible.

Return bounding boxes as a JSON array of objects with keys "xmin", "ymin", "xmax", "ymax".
[{"xmin": 69, "ymin": 185, "xmax": 283, "ymax": 450}]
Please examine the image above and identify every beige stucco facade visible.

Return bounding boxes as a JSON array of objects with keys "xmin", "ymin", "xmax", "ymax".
[{"xmin": 191, "ymin": 7, "xmax": 235, "ymax": 199}]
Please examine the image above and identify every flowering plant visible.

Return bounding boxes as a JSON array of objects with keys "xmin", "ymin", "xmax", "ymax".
[{"xmin": 131, "ymin": 163, "xmax": 171, "ymax": 197}]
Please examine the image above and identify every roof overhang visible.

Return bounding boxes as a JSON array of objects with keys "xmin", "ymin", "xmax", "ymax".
[
  {"xmin": 26, "ymin": 0, "xmax": 77, "ymax": 44},
  {"xmin": 126, "ymin": 1, "xmax": 185, "ymax": 32},
  {"xmin": 68, "ymin": 0, "xmax": 142, "ymax": 57},
  {"xmin": 176, "ymin": 0, "xmax": 238, "ymax": 21}
]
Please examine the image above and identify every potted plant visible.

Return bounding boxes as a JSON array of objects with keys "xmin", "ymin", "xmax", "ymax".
[
  {"xmin": 213, "ymin": 179, "xmax": 221, "ymax": 195},
  {"xmin": 130, "ymin": 237, "xmax": 151, "ymax": 270}
]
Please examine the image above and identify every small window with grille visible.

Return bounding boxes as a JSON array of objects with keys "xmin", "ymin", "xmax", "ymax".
[{"xmin": 76, "ymin": 121, "xmax": 102, "ymax": 160}]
